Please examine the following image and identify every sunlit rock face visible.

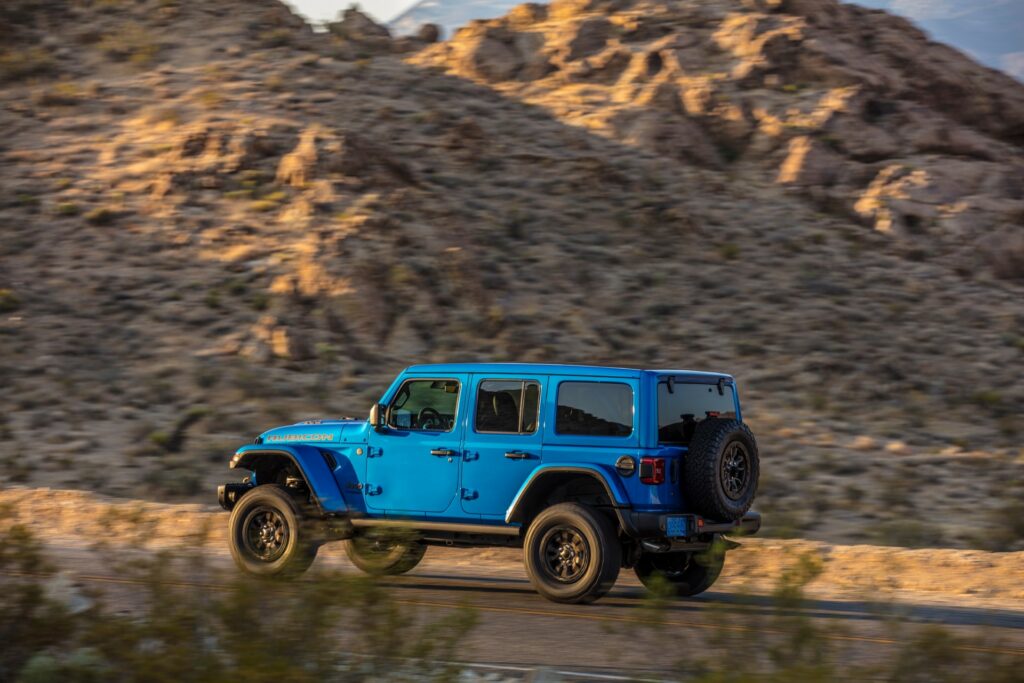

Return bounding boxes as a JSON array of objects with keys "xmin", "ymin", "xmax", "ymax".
[{"xmin": 415, "ymin": 0, "xmax": 1024, "ymax": 269}]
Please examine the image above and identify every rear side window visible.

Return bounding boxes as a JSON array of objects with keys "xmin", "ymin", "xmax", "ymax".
[
  {"xmin": 475, "ymin": 380, "xmax": 540, "ymax": 434},
  {"xmin": 556, "ymin": 382, "xmax": 633, "ymax": 437},
  {"xmin": 388, "ymin": 379, "xmax": 460, "ymax": 432}
]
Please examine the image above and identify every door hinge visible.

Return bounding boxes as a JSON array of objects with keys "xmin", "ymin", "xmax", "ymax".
[
  {"xmin": 364, "ymin": 484, "xmax": 382, "ymax": 496},
  {"xmin": 460, "ymin": 488, "xmax": 478, "ymax": 501},
  {"xmin": 463, "ymin": 451, "xmax": 479, "ymax": 462},
  {"xmin": 366, "ymin": 447, "xmax": 382, "ymax": 458}
]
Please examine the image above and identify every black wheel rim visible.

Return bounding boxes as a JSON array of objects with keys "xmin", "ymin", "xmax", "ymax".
[
  {"xmin": 242, "ymin": 506, "xmax": 289, "ymax": 562},
  {"xmin": 721, "ymin": 442, "xmax": 750, "ymax": 500},
  {"xmin": 540, "ymin": 526, "xmax": 590, "ymax": 583},
  {"xmin": 358, "ymin": 537, "xmax": 399, "ymax": 557}
]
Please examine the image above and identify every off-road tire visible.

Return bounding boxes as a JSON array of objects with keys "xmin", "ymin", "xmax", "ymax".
[
  {"xmin": 683, "ymin": 418, "xmax": 759, "ymax": 521},
  {"xmin": 634, "ymin": 546, "xmax": 725, "ymax": 597},
  {"xmin": 523, "ymin": 502, "xmax": 621, "ymax": 604},
  {"xmin": 345, "ymin": 534, "xmax": 427, "ymax": 576},
  {"xmin": 229, "ymin": 484, "xmax": 319, "ymax": 578}
]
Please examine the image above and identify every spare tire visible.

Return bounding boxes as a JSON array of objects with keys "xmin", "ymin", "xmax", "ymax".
[{"xmin": 683, "ymin": 418, "xmax": 759, "ymax": 521}]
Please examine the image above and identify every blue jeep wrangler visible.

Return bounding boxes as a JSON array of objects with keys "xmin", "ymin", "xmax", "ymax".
[{"xmin": 219, "ymin": 364, "xmax": 760, "ymax": 603}]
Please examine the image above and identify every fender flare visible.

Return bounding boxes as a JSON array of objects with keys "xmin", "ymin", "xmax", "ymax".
[
  {"xmin": 504, "ymin": 465, "xmax": 631, "ymax": 528},
  {"xmin": 230, "ymin": 445, "xmax": 348, "ymax": 513}
]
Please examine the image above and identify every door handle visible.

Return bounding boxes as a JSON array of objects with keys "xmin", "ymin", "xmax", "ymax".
[
  {"xmin": 504, "ymin": 451, "xmax": 531, "ymax": 460},
  {"xmin": 430, "ymin": 448, "xmax": 456, "ymax": 457}
]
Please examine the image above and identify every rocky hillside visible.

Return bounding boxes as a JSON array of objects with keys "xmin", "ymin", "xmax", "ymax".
[
  {"xmin": 1, "ymin": 0, "xmax": 1022, "ymax": 548},
  {"xmin": 415, "ymin": 0, "xmax": 1024, "ymax": 268}
]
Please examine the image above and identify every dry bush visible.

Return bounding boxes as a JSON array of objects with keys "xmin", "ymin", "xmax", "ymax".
[{"xmin": 0, "ymin": 47, "xmax": 56, "ymax": 83}]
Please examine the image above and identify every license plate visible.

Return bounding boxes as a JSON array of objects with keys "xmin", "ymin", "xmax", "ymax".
[{"xmin": 665, "ymin": 516, "xmax": 690, "ymax": 537}]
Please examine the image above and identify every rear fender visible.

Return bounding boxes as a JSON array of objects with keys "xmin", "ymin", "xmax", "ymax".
[
  {"xmin": 230, "ymin": 444, "xmax": 348, "ymax": 513},
  {"xmin": 505, "ymin": 464, "xmax": 631, "ymax": 527}
]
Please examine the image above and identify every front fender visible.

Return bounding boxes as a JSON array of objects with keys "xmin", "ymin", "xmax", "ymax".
[
  {"xmin": 230, "ymin": 444, "xmax": 348, "ymax": 513},
  {"xmin": 505, "ymin": 464, "xmax": 631, "ymax": 525}
]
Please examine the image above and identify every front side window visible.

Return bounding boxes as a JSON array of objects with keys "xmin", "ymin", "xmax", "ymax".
[
  {"xmin": 388, "ymin": 379, "xmax": 460, "ymax": 432},
  {"xmin": 475, "ymin": 380, "xmax": 541, "ymax": 434},
  {"xmin": 556, "ymin": 382, "xmax": 633, "ymax": 437},
  {"xmin": 657, "ymin": 381, "xmax": 737, "ymax": 445}
]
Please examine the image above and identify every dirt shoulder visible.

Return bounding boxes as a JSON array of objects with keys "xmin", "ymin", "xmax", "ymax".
[{"xmin": 3, "ymin": 486, "xmax": 1022, "ymax": 611}]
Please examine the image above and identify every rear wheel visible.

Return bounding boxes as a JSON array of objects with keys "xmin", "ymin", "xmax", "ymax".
[
  {"xmin": 634, "ymin": 547, "xmax": 725, "ymax": 597},
  {"xmin": 344, "ymin": 531, "xmax": 427, "ymax": 576},
  {"xmin": 523, "ymin": 503, "xmax": 621, "ymax": 604},
  {"xmin": 229, "ymin": 484, "xmax": 318, "ymax": 578}
]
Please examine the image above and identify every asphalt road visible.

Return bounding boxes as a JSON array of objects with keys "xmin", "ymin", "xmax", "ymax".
[{"xmin": 15, "ymin": 542, "xmax": 1024, "ymax": 680}]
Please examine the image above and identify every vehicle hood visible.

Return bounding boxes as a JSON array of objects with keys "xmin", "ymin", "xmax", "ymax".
[{"xmin": 258, "ymin": 419, "xmax": 369, "ymax": 445}]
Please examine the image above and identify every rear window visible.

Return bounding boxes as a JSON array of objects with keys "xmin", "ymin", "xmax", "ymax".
[
  {"xmin": 556, "ymin": 382, "xmax": 633, "ymax": 437},
  {"xmin": 475, "ymin": 379, "xmax": 541, "ymax": 434},
  {"xmin": 658, "ymin": 381, "xmax": 737, "ymax": 445}
]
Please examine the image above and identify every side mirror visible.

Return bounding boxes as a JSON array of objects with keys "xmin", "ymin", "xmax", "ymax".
[{"xmin": 369, "ymin": 403, "xmax": 387, "ymax": 431}]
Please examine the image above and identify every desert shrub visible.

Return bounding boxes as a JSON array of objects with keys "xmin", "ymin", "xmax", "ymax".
[
  {"xmin": 0, "ymin": 47, "xmax": 56, "ymax": 83},
  {"xmin": 83, "ymin": 206, "xmax": 118, "ymax": 225},
  {"xmin": 0, "ymin": 524, "xmax": 478, "ymax": 681},
  {"xmin": 718, "ymin": 242, "xmax": 740, "ymax": 260},
  {"xmin": 31, "ymin": 80, "xmax": 86, "ymax": 106},
  {"xmin": 873, "ymin": 519, "xmax": 946, "ymax": 548},
  {"xmin": 195, "ymin": 88, "xmax": 224, "ymax": 108},
  {"xmin": 259, "ymin": 28, "xmax": 294, "ymax": 48},
  {"xmin": 97, "ymin": 23, "xmax": 160, "ymax": 65},
  {"xmin": 984, "ymin": 497, "xmax": 1024, "ymax": 551},
  {"xmin": 0, "ymin": 289, "xmax": 21, "ymax": 313}
]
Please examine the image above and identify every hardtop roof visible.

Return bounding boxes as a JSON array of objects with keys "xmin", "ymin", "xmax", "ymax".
[{"xmin": 403, "ymin": 363, "xmax": 733, "ymax": 380}]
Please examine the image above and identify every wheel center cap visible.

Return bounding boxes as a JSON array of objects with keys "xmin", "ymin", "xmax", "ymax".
[{"xmin": 559, "ymin": 545, "xmax": 575, "ymax": 561}]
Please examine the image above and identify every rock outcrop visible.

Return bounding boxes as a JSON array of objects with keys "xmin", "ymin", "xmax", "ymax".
[{"xmin": 416, "ymin": 0, "xmax": 1024, "ymax": 278}]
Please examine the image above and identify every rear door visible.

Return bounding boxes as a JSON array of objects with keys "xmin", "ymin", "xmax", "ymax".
[{"xmin": 460, "ymin": 375, "xmax": 543, "ymax": 517}]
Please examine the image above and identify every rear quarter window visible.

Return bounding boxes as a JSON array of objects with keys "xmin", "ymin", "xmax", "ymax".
[{"xmin": 556, "ymin": 381, "xmax": 633, "ymax": 437}]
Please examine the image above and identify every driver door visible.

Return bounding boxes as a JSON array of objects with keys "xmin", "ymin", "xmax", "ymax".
[{"xmin": 365, "ymin": 375, "xmax": 466, "ymax": 514}]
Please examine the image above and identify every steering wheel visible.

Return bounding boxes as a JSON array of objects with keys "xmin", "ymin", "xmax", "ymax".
[{"xmin": 417, "ymin": 407, "xmax": 443, "ymax": 430}]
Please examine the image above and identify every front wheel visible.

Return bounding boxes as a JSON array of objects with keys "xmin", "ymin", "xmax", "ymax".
[
  {"xmin": 228, "ymin": 484, "xmax": 319, "ymax": 578},
  {"xmin": 523, "ymin": 503, "xmax": 621, "ymax": 604},
  {"xmin": 634, "ymin": 546, "xmax": 725, "ymax": 597}
]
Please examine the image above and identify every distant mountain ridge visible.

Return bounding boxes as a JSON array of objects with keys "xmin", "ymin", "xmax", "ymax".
[{"xmin": 389, "ymin": 0, "xmax": 522, "ymax": 39}]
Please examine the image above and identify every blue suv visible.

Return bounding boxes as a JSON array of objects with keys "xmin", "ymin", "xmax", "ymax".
[{"xmin": 219, "ymin": 363, "xmax": 761, "ymax": 603}]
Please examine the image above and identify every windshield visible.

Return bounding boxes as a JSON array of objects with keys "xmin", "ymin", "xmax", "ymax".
[{"xmin": 657, "ymin": 381, "xmax": 737, "ymax": 445}]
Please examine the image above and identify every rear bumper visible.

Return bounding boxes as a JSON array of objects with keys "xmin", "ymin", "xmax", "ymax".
[{"xmin": 623, "ymin": 510, "xmax": 761, "ymax": 540}]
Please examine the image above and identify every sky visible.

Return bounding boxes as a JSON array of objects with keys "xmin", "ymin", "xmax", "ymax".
[{"xmin": 285, "ymin": 0, "xmax": 414, "ymax": 24}]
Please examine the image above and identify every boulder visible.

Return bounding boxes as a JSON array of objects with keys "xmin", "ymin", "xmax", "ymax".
[{"xmin": 417, "ymin": 23, "xmax": 441, "ymax": 44}]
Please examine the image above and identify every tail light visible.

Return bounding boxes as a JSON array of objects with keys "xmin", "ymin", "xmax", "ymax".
[{"xmin": 639, "ymin": 457, "xmax": 665, "ymax": 485}]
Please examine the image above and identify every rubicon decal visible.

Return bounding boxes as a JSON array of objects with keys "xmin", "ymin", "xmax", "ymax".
[{"xmin": 267, "ymin": 433, "xmax": 336, "ymax": 442}]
